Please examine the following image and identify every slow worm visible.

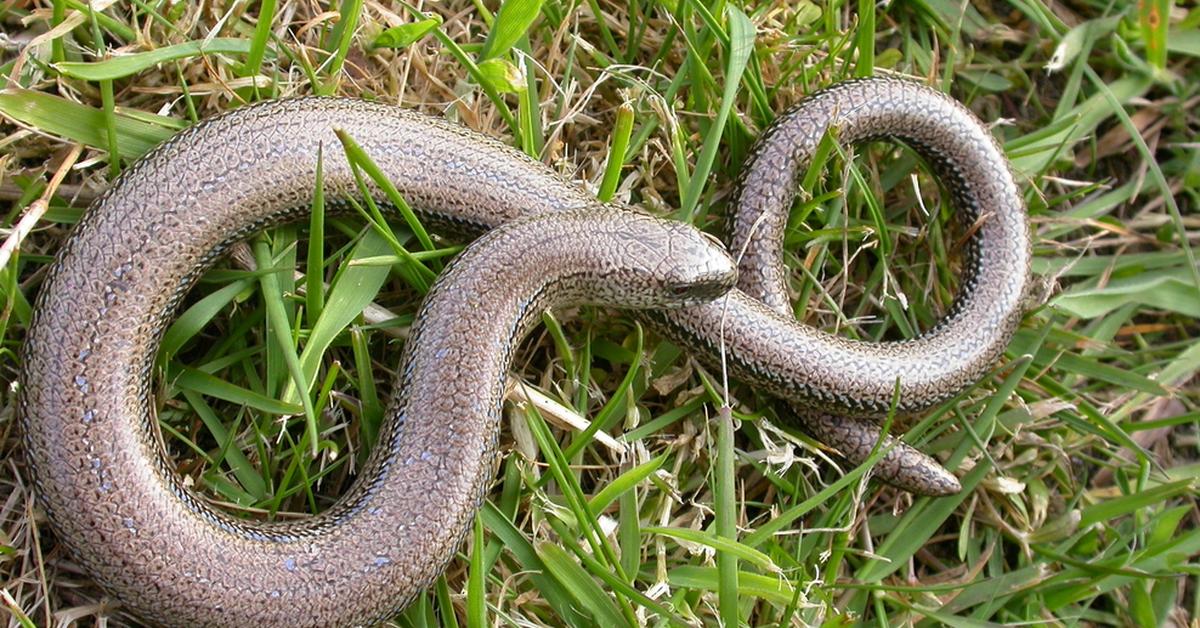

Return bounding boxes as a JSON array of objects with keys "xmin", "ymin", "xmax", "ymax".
[{"xmin": 19, "ymin": 78, "xmax": 1029, "ymax": 625}]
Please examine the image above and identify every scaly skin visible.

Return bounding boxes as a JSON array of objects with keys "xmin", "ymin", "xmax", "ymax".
[
  {"xmin": 22, "ymin": 204, "xmax": 735, "ymax": 626},
  {"xmin": 19, "ymin": 78, "xmax": 1029, "ymax": 625},
  {"xmin": 726, "ymin": 78, "xmax": 1029, "ymax": 494}
]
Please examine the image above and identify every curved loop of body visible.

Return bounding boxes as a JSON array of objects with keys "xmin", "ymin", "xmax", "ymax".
[{"xmin": 19, "ymin": 78, "xmax": 1029, "ymax": 625}]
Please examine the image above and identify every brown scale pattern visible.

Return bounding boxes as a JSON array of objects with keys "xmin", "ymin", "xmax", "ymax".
[{"xmin": 20, "ymin": 78, "xmax": 1028, "ymax": 624}]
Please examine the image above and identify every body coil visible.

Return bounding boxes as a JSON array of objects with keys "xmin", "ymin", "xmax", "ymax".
[{"xmin": 19, "ymin": 78, "xmax": 1029, "ymax": 626}]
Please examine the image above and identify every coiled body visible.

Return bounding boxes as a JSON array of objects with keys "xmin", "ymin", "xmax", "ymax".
[
  {"xmin": 696, "ymin": 78, "xmax": 1029, "ymax": 494},
  {"xmin": 19, "ymin": 78, "xmax": 1028, "ymax": 625},
  {"xmin": 21, "ymin": 193, "xmax": 736, "ymax": 625}
]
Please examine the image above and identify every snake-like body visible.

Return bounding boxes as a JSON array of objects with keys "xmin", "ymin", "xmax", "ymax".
[{"xmin": 19, "ymin": 78, "xmax": 1028, "ymax": 626}]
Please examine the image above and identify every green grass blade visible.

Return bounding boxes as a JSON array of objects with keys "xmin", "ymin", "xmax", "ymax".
[
  {"xmin": 479, "ymin": 502, "xmax": 586, "ymax": 622},
  {"xmin": 597, "ymin": 102, "xmax": 635, "ymax": 203},
  {"xmin": 305, "ymin": 146, "xmax": 327, "ymax": 325},
  {"xmin": 241, "ymin": 0, "xmax": 277, "ymax": 79},
  {"xmin": 645, "ymin": 526, "xmax": 777, "ymax": 572},
  {"xmin": 679, "ymin": 4, "xmax": 754, "ymax": 219},
  {"xmin": 714, "ymin": 405, "xmax": 740, "ymax": 625},
  {"xmin": 252, "ymin": 239, "xmax": 320, "ymax": 456},
  {"xmin": 537, "ymin": 543, "xmax": 629, "ymax": 626},
  {"xmin": 173, "ymin": 367, "xmax": 302, "ymax": 416},
  {"xmin": 587, "ymin": 454, "xmax": 666, "ymax": 514},
  {"xmin": 467, "ymin": 514, "xmax": 486, "ymax": 628},
  {"xmin": 668, "ymin": 566, "xmax": 795, "ymax": 605},
  {"xmin": 0, "ymin": 90, "xmax": 174, "ymax": 157},
  {"xmin": 480, "ymin": 0, "xmax": 543, "ymax": 60},
  {"xmin": 319, "ymin": 0, "xmax": 364, "ymax": 95},
  {"xmin": 288, "ymin": 230, "xmax": 391, "ymax": 400},
  {"xmin": 55, "ymin": 38, "xmax": 261, "ymax": 80}
]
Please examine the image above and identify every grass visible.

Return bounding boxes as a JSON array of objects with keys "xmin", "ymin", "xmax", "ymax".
[{"xmin": 1, "ymin": 0, "xmax": 1198, "ymax": 626}]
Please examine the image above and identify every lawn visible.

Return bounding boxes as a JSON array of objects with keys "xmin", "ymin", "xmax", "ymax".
[{"xmin": 0, "ymin": 0, "xmax": 1197, "ymax": 626}]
